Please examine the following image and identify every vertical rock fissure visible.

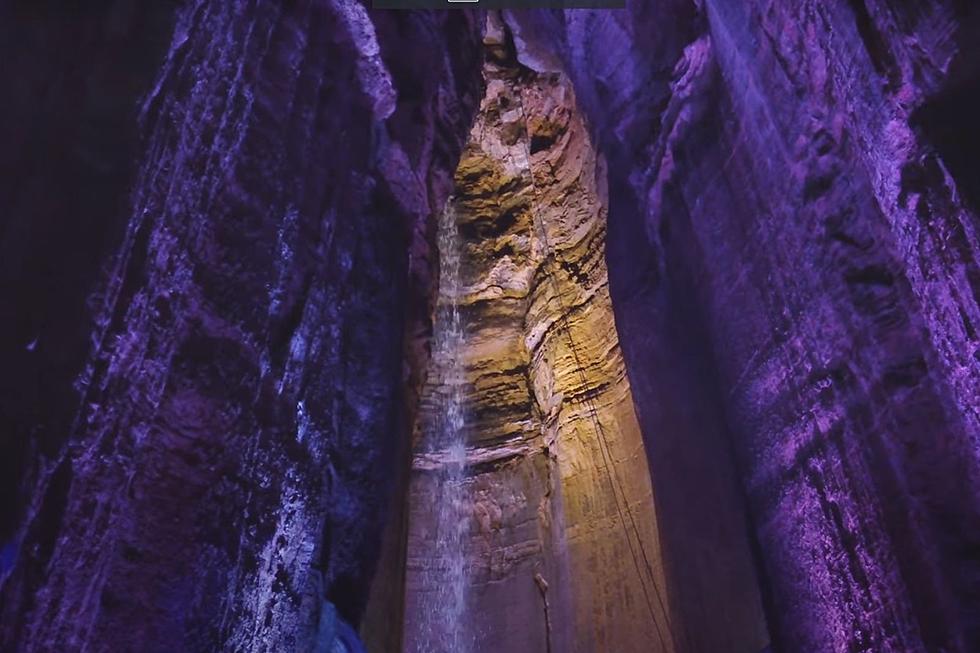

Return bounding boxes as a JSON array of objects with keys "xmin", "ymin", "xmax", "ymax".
[{"xmin": 533, "ymin": 572, "xmax": 552, "ymax": 653}]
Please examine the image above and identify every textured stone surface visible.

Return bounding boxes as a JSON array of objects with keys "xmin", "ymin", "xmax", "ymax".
[
  {"xmin": 0, "ymin": 3, "xmax": 483, "ymax": 651},
  {"xmin": 506, "ymin": 8, "xmax": 775, "ymax": 652},
  {"xmin": 0, "ymin": 0, "xmax": 182, "ymax": 559},
  {"xmin": 512, "ymin": 2, "xmax": 980, "ymax": 651},
  {"xmin": 403, "ymin": 30, "xmax": 675, "ymax": 652},
  {"xmin": 4, "ymin": 2, "xmax": 980, "ymax": 652}
]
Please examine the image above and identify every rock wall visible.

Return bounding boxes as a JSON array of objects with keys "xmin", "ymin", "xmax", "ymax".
[
  {"xmin": 3, "ymin": 2, "xmax": 980, "ymax": 652},
  {"xmin": 0, "ymin": 0, "xmax": 182, "ymax": 563},
  {"xmin": 403, "ymin": 28, "xmax": 678, "ymax": 653},
  {"xmin": 0, "ymin": 3, "xmax": 483, "ymax": 651},
  {"xmin": 511, "ymin": 2, "xmax": 980, "ymax": 651},
  {"xmin": 506, "ymin": 8, "xmax": 775, "ymax": 652}
]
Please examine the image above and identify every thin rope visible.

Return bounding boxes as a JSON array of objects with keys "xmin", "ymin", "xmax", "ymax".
[{"xmin": 512, "ymin": 79, "xmax": 679, "ymax": 653}]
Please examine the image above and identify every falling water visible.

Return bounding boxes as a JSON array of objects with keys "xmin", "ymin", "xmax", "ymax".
[{"xmin": 415, "ymin": 202, "xmax": 470, "ymax": 652}]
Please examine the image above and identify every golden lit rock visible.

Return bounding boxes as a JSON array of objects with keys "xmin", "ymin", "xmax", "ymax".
[{"xmin": 403, "ymin": 33, "xmax": 674, "ymax": 653}]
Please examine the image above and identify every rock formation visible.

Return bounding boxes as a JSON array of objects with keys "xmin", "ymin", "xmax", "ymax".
[
  {"xmin": 0, "ymin": 3, "xmax": 483, "ymax": 651},
  {"xmin": 401, "ymin": 24, "xmax": 729, "ymax": 652},
  {"xmin": 2, "ymin": 2, "xmax": 980, "ymax": 652},
  {"xmin": 509, "ymin": 2, "xmax": 980, "ymax": 651}
]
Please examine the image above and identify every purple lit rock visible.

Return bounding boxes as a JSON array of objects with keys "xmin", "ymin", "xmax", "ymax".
[
  {"xmin": 514, "ymin": 2, "xmax": 980, "ymax": 651},
  {"xmin": 2, "ymin": 2, "xmax": 980, "ymax": 652},
  {"xmin": 0, "ymin": 3, "xmax": 482, "ymax": 651}
]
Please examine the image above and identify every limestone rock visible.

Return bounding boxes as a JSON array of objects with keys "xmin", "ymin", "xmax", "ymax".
[
  {"xmin": 404, "ymin": 35, "xmax": 673, "ymax": 653},
  {"xmin": 0, "ymin": 4, "xmax": 483, "ymax": 651},
  {"xmin": 4, "ymin": 3, "xmax": 980, "ymax": 653},
  {"xmin": 517, "ymin": 2, "xmax": 980, "ymax": 651}
]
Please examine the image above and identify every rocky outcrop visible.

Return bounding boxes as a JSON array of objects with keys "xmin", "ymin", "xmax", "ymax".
[
  {"xmin": 511, "ymin": 2, "xmax": 980, "ymax": 651},
  {"xmin": 403, "ymin": 27, "xmax": 682, "ymax": 652},
  {"xmin": 0, "ymin": 3, "xmax": 483, "ymax": 651}
]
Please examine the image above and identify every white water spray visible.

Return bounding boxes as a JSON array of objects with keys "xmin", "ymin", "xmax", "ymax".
[{"xmin": 414, "ymin": 203, "xmax": 471, "ymax": 652}]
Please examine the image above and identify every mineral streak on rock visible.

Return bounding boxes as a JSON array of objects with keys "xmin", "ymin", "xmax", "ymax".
[{"xmin": 404, "ymin": 24, "xmax": 674, "ymax": 652}]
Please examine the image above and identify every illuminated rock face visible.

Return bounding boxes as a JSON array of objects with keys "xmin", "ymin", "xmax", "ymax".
[
  {"xmin": 513, "ymin": 2, "xmax": 980, "ymax": 651},
  {"xmin": 3, "ymin": 3, "xmax": 980, "ymax": 653},
  {"xmin": 0, "ymin": 4, "xmax": 483, "ymax": 651},
  {"xmin": 404, "ymin": 39, "xmax": 677, "ymax": 652}
]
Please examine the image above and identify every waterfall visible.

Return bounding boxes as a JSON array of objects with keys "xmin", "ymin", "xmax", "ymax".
[{"xmin": 414, "ymin": 202, "xmax": 470, "ymax": 652}]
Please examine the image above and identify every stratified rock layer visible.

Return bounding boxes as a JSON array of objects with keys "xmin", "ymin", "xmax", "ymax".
[
  {"xmin": 511, "ymin": 2, "xmax": 980, "ymax": 651},
  {"xmin": 0, "ymin": 3, "xmax": 483, "ymax": 651},
  {"xmin": 3, "ymin": 3, "xmax": 980, "ymax": 653},
  {"xmin": 403, "ymin": 33, "xmax": 681, "ymax": 653}
]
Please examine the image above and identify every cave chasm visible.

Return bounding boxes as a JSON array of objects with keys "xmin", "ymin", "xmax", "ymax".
[
  {"xmin": 399, "ymin": 32, "xmax": 767, "ymax": 653},
  {"xmin": 3, "ymin": 3, "xmax": 980, "ymax": 653},
  {"xmin": 405, "ymin": 47, "xmax": 670, "ymax": 653}
]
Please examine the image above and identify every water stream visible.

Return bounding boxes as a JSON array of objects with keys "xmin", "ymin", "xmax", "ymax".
[{"xmin": 414, "ymin": 202, "xmax": 471, "ymax": 652}]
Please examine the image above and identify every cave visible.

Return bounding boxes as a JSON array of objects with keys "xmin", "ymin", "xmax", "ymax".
[{"xmin": 3, "ymin": 3, "xmax": 980, "ymax": 653}]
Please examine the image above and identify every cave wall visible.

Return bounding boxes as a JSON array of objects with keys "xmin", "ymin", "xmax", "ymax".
[
  {"xmin": 0, "ymin": 3, "xmax": 484, "ymax": 651},
  {"xmin": 3, "ymin": 2, "xmax": 980, "ymax": 652},
  {"xmin": 510, "ymin": 2, "xmax": 980, "ymax": 651},
  {"xmin": 506, "ymin": 7, "xmax": 776, "ymax": 652},
  {"xmin": 403, "ymin": 28, "xmax": 684, "ymax": 652},
  {"xmin": 0, "ymin": 0, "xmax": 183, "ymax": 559}
]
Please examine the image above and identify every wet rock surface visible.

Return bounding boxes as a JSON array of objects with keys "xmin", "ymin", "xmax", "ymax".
[{"xmin": 512, "ymin": 2, "xmax": 980, "ymax": 651}]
